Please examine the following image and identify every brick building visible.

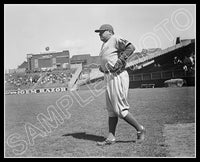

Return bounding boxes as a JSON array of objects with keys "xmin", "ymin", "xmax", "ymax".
[{"xmin": 27, "ymin": 50, "xmax": 70, "ymax": 72}]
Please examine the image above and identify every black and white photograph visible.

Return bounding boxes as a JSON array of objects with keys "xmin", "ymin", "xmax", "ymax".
[{"xmin": 4, "ymin": 4, "xmax": 195, "ymax": 158}]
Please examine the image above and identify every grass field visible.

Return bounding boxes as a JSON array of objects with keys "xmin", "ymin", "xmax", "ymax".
[{"xmin": 4, "ymin": 87, "xmax": 195, "ymax": 157}]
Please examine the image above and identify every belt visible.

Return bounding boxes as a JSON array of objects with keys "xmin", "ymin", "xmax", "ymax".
[{"xmin": 103, "ymin": 69, "xmax": 125, "ymax": 75}]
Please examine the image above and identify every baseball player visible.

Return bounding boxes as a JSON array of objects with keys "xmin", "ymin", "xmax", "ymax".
[{"xmin": 94, "ymin": 24, "xmax": 146, "ymax": 146}]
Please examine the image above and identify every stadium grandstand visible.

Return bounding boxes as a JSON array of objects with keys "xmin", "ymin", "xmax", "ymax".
[
  {"xmin": 127, "ymin": 38, "xmax": 195, "ymax": 88},
  {"xmin": 5, "ymin": 49, "xmax": 102, "ymax": 91}
]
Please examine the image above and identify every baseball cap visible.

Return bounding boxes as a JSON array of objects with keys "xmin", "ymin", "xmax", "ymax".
[{"xmin": 95, "ymin": 24, "xmax": 114, "ymax": 33}]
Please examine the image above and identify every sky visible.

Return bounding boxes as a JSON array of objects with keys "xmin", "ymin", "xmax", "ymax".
[{"xmin": 4, "ymin": 4, "xmax": 195, "ymax": 70}]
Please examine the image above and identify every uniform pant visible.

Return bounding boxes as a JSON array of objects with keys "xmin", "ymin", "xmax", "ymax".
[{"xmin": 104, "ymin": 70, "xmax": 130, "ymax": 118}]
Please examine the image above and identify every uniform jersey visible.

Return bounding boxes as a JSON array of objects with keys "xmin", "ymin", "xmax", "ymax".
[{"xmin": 99, "ymin": 35, "xmax": 132, "ymax": 71}]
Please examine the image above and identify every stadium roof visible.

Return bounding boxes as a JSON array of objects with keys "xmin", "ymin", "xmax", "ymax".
[{"xmin": 126, "ymin": 39, "xmax": 195, "ymax": 68}]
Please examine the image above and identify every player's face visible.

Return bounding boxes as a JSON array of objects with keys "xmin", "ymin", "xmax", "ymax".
[{"xmin": 99, "ymin": 30, "xmax": 111, "ymax": 42}]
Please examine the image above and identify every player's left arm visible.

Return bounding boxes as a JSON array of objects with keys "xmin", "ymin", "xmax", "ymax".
[
  {"xmin": 118, "ymin": 38, "xmax": 135, "ymax": 62},
  {"xmin": 111, "ymin": 38, "xmax": 135, "ymax": 72}
]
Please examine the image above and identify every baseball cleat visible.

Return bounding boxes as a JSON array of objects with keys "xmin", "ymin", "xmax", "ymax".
[
  {"xmin": 97, "ymin": 138, "xmax": 116, "ymax": 146},
  {"xmin": 137, "ymin": 125, "xmax": 146, "ymax": 143}
]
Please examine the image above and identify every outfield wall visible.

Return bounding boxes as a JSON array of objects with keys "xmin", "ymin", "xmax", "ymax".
[
  {"xmin": 5, "ymin": 87, "xmax": 68, "ymax": 95},
  {"xmin": 129, "ymin": 77, "xmax": 195, "ymax": 88}
]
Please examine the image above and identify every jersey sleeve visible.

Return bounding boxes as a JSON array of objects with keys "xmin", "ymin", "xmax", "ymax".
[{"xmin": 115, "ymin": 36, "xmax": 135, "ymax": 61}]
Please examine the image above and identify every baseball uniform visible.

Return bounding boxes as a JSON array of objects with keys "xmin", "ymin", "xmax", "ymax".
[{"xmin": 99, "ymin": 35, "xmax": 134, "ymax": 118}]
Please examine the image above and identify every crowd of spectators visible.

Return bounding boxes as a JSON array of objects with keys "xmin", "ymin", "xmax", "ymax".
[
  {"xmin": 173, "ymin": 53, "xmax": 195, "ymax": 72},
  {"xmin": 5, "ymin": 73, "xmax": 40, "ymax": 90},
  {"xmin": 39, "ymin": 71, "xmax": 70, "ymax": 86},
  {"xmin": 5, "ymin": 68, "xmax": 75, "ymax": 90},
  {"xmin": 5, "ymin": 70, "xmax": 72, "ymax": 90}
]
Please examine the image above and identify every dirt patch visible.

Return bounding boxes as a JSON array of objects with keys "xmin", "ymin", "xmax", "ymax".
[{"xmin": 163, "ymin": 123, "xmax": 195, "ymax": 157}]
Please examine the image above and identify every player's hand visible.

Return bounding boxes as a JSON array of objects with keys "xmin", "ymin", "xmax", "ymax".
[
  {"xmin": 107, "ymin": 59, "xmax": 126, "ymax": 73},
  {"xmin": 114, "ymin": 59, "xmax": 125, "ymax": 70},
  {"xmin": 99, "ymin": 66, "xmax": 104, "ymax": 73}
]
